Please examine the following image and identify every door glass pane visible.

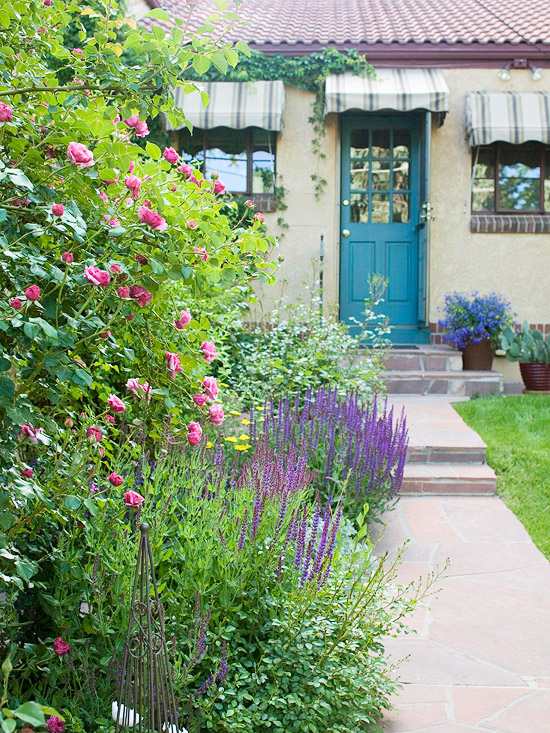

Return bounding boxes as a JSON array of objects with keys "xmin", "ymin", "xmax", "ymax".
[
  {"xmin": 371, "ymin": 193, "xmax": 390, "ymax": 223},
  {"xmin": 351, "ymin": 169, "xmax": 369, "ymax": 189},
  {"xmin": 371, "ymin": 130, "xmax": 391, "ymax": 158},
  {"xmin": 350, "ymin": 129, "xmax": 370, "ymax": 157},
  {"xmin": 372, "ymin": 166, "xmax": 390, "ymax": 190},
  {"xmin": 393, "ymin": 160, "xmax": 409, "ymax": 189},
  {"xmin": 350, "ymin": 193, "xmax": 369, "ymax": 223},
  {"xmin": 392, "ymin": 193, "xmax": 409, "ymax": 223},
  {"xmin": 393, "ymin": 130, "xmax": 410, "ymax": 158},
  {"xmin": 498, "ymin": 143, "xmax": 540, "ymax": 211}
]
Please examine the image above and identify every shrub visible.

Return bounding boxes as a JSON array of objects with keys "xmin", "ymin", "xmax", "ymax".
[
  {"xmin": 219, "ymin": 284, "xmax": 389, "ymax": 406},
  {"xmin": 438, "ymin": 292, "xmax": 512, "ymax": 350}
]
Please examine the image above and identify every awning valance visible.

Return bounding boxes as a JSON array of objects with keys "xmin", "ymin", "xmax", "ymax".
[
  {"xmin": 325, "ymin": 69, "xmax": 450, "ymax": 115},
  {"xmin": 465, "ymin": 91, "xmax": 550, "ymax": 147},
  {"xmin": 167, "ymin": 80, "xmax": 285, "ymax": 132}
]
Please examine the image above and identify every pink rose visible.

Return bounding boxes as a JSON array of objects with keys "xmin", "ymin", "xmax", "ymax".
[
  {"xmin": 105, "ymin": 414, "xmax": 116, "ymax": 424},
  {"xmin": 72, "ymin": 47, "xmax": 83, "ymax": 56},
  {"xmin": 124, "ymin": 490, "xmax": 145, "ymax": 508},
  {"xmin": 0, "ymin": 102, "xmax": 13, "ymax": 123},
  {"xmin": 135, "ymin": 254, "xmax": 148, "ymax": 265},
  {"xmin": 213, "ymin": 179, "xmax": 226, "ymax": 195},
  {"xmin": 186, "ymin": 219, "xmax": 198, "ymax": 230},
  {"xmin": 178, "ymin": 163, "xmax": 193, "ymax": 178},
  {"xmin": 84, "ymin": 265, "xmax": 110, "ymax": 286},
  {"xmin": 107, "ymin": 394, "xmax": 126, "ymax": 413},
  {"xmin": 53, "ymin": 636, "xmax": 70, "ymax": 656},
  {"xmin": 47, "ymin": 716, "xmax": 64, "ymax": 733},
  {"xmin": 106, "ymin": 217, "xmax": 120, "ymax": 228},
  {"xmin": 200, "ymin": 341, "xmax": 217, "ymax": 363},
  {"xmin": 202, "ymin": 376, "xmax": 219, "ymax": 400},
  {"xmin": 163, "ymin": 147, "xmax": 179, "ymax": 164},
  {"xmin": 124, "ymin": 174, "xmax": 142, "ymax": 199},
  {"xmin": 187, "ymin": 421, "xmax": 203, "ymax": 446},
  {"xmin": 165, "ymin": 351, "xmax": 182, "ymax": 379},
  {"xmin": 10, "ymin": 297, "xmax": 22, "ymax": 310},
  {"xmin": 61, "ymin": 251, "xmax": 74, "ymax": 264},
  {"xmin": 24, "ymin": 284, "xmax": 41, "ymax": 301},
  {"xmin": 124, "ymin": 115, "xmax": 149, "ymax": 138},
  {"xmin": 193, "ymin": 393, "xmax": 208, "ymax": 407},
  {"xmin": 194, "ymin": 246, "xmax": 208, "ymax": 262},
  {"xmin": 174, "ymin": 309, "xmax": 191, "ymax": 330},
  {"xmin": 117, "ymin": 286, "xmax": 130, "ymax": 299},
  {"xmin": 109, "ymin": 263, "xmax": 123, "ymax": 274},
  {"xmin": 64, "ymin": 417, "xmax": 74, "ymax": 428},
  {"xmin": 43, "ymin": 0, "xmax": 53, "ymax": 5},
  {"xmin": 138, "ymin": 205, "xmax": 167, "ymax": 231},
  {"xmin": 244, "ymin": 199, "xmax": 255, "ymax": 209},
  {"xmin": 86, "ymin": 425, "xmax": 103, "ymax": 442},
  {"xmin": 21, "ymin": 466, "xmax": 34, "ymax": 478},
  {"xmin": 67, "ymin": 142, "xmax": 94, "ymax": 168},
  {"xmin": 188, "ymin": 175, "xmax": 199, "ymax": 186},
  {"xmin": 51, "ymin": 203, "xmax": 64, "ymax": 216},
  {"xmin": 126, "ymin": 378, "xmax": 140, "ymax": 395},
  {"xmin": 209, "ymin": 403, "xmax": 225, "ymax": 426},
  {"xmin": 98, "ymin": 190, "xmax": 109, "ymax": 203},
  {"xmin": 128, "ymin": 285, "xmax": 152, "ymax": 307},
  {"xmin": 108, "ymin": 471, "xmax": 124, "ymax": 486},
  {"xmin": 254, "ymin": 212, "xmax": 265, "ymax": 223}
]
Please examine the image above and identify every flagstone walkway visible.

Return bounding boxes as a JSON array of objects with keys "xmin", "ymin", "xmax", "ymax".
[
  {"xmin": 377, "ymin": 397, "xmax": 550, "ymax": 732},
  {"xmin": 378, "ymin": 496, "xmax": 550, "ymax": 732}
]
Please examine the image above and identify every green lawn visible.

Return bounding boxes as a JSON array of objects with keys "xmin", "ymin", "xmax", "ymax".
[{"xmin": 455, "ymin": 395, "xmax": 550, "ymax": 559}]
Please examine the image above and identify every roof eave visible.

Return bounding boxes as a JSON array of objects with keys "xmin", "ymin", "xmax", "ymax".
[{"xmin": 250, "ymin": 41, "xmax": 550, "ymax": 66}]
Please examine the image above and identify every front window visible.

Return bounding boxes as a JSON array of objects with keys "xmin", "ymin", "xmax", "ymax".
[
  {"xmin": 472, "ymin": 142, "xmax": 550, "ymax": 213},
  {"xmin": 178, "ymin": 126, "xmax": 276, "ymax": 204}
]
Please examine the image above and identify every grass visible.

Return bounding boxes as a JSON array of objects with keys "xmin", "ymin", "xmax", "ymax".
[{"xmin": 455, "ymin": 394, "xmax": 550, "ymax": 559}]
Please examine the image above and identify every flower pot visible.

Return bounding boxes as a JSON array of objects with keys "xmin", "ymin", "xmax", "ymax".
[
  {"xmin": 519, "ymin": 363, "xmax": 550, "ymax": 391},
  {"xmin": 462, "ymin": 340, "xmax": 493, "ymax": 371}
]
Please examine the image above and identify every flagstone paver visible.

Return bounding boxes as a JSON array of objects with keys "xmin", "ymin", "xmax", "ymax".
[{"xmin": 378, "ymin": 496, "xmax": 550, "ymax": 732}]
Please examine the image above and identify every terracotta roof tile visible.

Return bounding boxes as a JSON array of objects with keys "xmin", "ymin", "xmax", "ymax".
[{"xmin": 145, "ymin": 0, "xmax": 550, "ymax": 46}]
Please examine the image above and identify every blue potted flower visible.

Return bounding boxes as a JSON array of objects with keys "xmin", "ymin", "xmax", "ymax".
[{"xmin": 439, "ymin": 292, "xmax": 512, "ymax": 371}]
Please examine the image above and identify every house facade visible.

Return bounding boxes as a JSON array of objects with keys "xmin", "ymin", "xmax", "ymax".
[{"xmin": 131, "ymin": 0, "xmax": 550, "ymax": 382}]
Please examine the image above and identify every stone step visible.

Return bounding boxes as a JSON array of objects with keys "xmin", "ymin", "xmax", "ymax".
[
  {"xmin": 384, "ymin": 347, "xmax": 462, "ymax": 372},
  {"xmin": 407, "ymin": 444, "xmax": 487, "ymax": 464},
  {"xmin": 384, "ymin": 370, "xmax": 502, "ymax": 396},
  {"xmin": 401, "ymin": 463, "xmax": 497, "ymax": 495}
]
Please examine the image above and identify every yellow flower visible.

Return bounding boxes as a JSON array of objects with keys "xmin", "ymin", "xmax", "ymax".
[
  {"xmin": 225, "ymin": 436, "xmax": 238, "ymax": 443},
  {"xmin": 255, "ymin": 405, "xmax": 264, "ymax": 411},
  {"xmin": 235, "ymin": 444, "xmax": 251, "ymax": 452},
  {"xmin": 229, "ymin": 410, "xmax": 241, "ymax": 416},
  {"xmin": 240, "ymin": 418, "xmax": 251, "ymax": 426},
  {"xmin": 206, "ymin": 441, "xmax": 214, "ymax": 449},
  {"xmin": 238, "ymin": 433, "xmax": 250, "ymax": 441}
]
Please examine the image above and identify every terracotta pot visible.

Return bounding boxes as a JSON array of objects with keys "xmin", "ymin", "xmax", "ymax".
[
  {"xmin": 462, "ymin": 340, "xmax": 493, "ymax": 371},
  {"xmin": 519, "ymin": 363, "xmax": 550, "ymax": 391}
]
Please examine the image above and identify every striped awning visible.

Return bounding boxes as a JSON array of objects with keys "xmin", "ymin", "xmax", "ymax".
[
  {"xmin": 167, "ymin": 80, "xmax": 285, "ymax": 131},
  {"xmin": 325, "ymin": 68, "xmax": 450, "ymax": 115},
  {"xmin": 465, "ymin": 91, "xmax": 550, "ymax": 147}
]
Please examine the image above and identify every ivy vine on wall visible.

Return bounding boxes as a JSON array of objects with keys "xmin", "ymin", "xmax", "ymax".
[{"xmin": 187, "ymin": 48, "xmax": 374, "ymax": 202}]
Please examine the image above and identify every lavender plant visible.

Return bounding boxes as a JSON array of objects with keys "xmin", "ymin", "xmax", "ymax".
[{"xmin": 249, "ymin": 387, "xmax": 408, "ymax": 517}]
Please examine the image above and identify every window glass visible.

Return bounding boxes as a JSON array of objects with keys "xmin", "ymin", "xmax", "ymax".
[
  {"xmin": 497, "ymin": 143, "xmax": 540, "ymax": 211},
  {"xmin": 350, "ymin": 192, "xmax": 369, "ymax": 223},
  {"xmin": 179, "ymin": 127, "xmax": 276, "ymax": 195},
  {"xmin": 472, "ymin": 146, "xmax": 496, "ymax": 212},
  {"xmin": 545, "ymin": 149, "xmax": 550, "ymax": 210}
]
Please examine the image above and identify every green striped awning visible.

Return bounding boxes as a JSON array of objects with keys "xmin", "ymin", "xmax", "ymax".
[
  {"xmin": 167, "ymin": 80, "xmax": 285, "ymax": 131},
  {"xmin": 325, "ymin": 68, "xmax": 450, "ymax": 115},
  {"xmin": 466, "ymin": 92, "xmax": 550, "ymax": 147}
]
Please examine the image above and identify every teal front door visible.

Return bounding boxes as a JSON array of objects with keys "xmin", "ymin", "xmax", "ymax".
[{"xmin": 340, "ymin": 114, "xmax": 429, "ymax": 344}]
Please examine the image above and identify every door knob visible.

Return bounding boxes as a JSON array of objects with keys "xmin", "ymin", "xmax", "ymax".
[
  {"xmin": 342, "ymin": 199, "xmax": 350, "ymax": 206},
  {"xmin": 341, "ymin": 229, "xmax": 351, "ymax": 238}
]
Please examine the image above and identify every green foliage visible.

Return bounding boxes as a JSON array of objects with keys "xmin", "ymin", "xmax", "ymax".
[
  {"xmin": 456, "ymin": 395, "xmax": 550, "ymax": 558},
  {"xmin": 1, "ymin": 447, "xmax": 417, "ymax": 731},
  {"xmin": 219, "ymin": 284, "xmax": 389, "ymax": 407},
  {"xmin": 500, "ymin": 323, "xmax": 550, "ymax": 364}
]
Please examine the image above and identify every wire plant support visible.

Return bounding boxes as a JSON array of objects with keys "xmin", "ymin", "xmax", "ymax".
[{"xmin": 114, "ymin": 523, "xmax": 180, "ymax": 733}]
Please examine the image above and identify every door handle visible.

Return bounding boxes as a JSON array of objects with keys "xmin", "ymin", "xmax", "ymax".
[{"xmin": 341, "ymin": 229, "xmax": 351, "ymax": 238}]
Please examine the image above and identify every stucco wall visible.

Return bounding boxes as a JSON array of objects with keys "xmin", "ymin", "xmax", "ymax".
[
  {"xmin": 259, "ymin": 70, "xmax": 550, "ymax": 335},
  {"xmin": 429, "ymin": 68, "xmax": 550, "ymax": 325},
  {"xmin": 126, "ymin": 0, "xmax": 150, "ymax": 20}
]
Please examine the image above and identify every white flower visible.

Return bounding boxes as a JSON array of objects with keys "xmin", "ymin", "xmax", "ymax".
[{"xmin": 112, "ymin": 701, "xmax": 140, "ymax": 728}]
